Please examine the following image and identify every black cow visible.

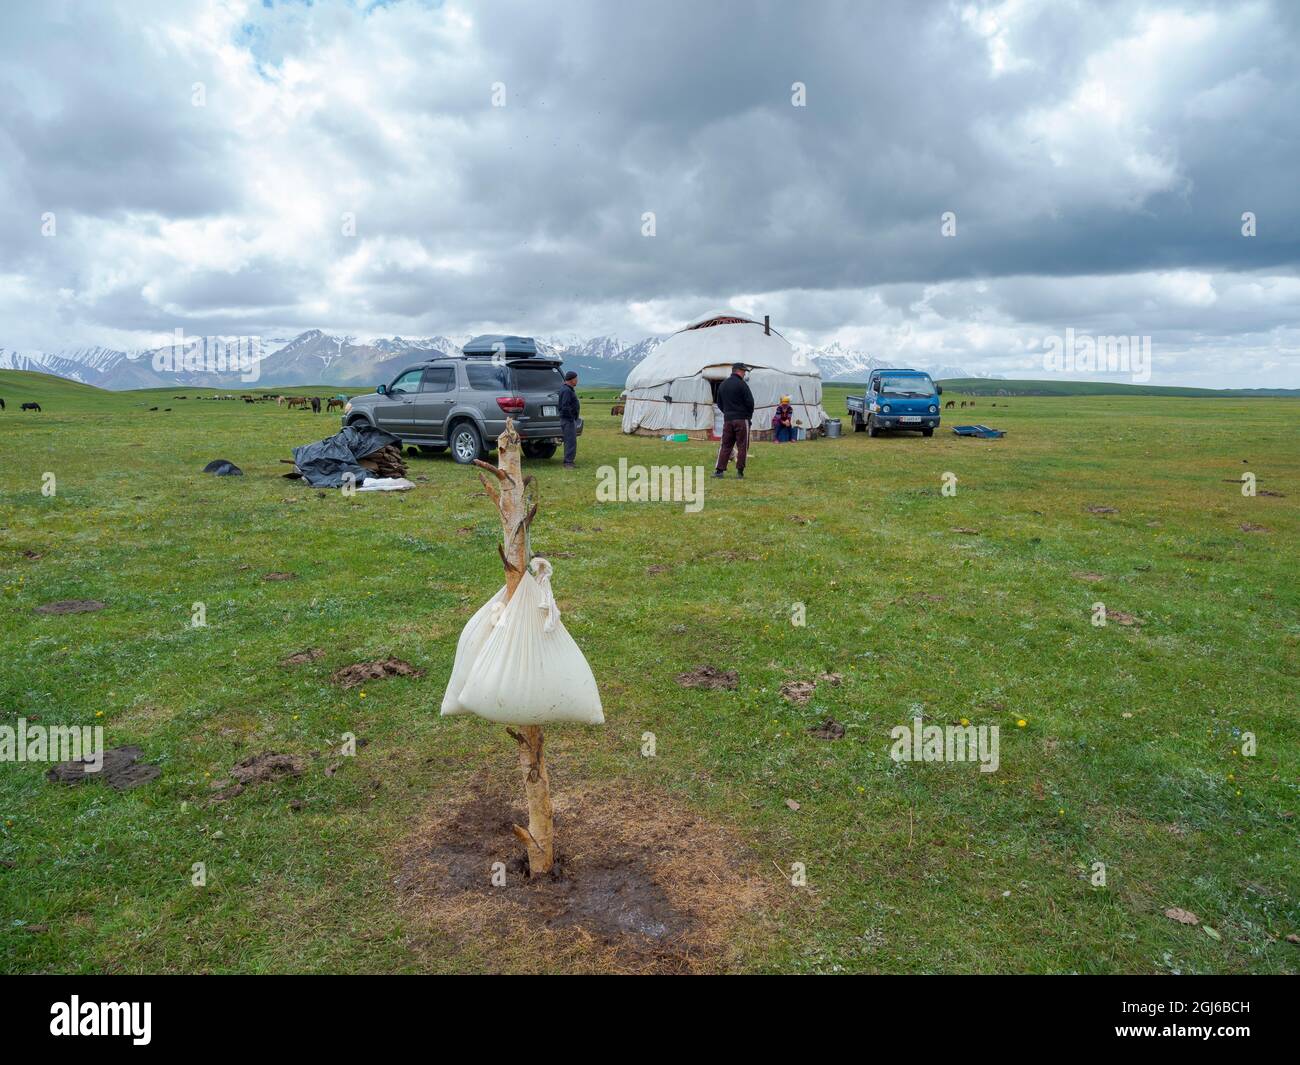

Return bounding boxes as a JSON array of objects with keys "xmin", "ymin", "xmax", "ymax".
[
  {"xmin": 21, "ymin": 402, "xmax": 42, "ymax": 412},
  {"xmin": 310, "ymin": 396, "xmax": 321, "ymax": 414}
]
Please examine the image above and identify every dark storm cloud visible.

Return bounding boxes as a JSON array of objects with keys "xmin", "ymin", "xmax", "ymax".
[{"xmin": 0, "ymin": 0, "xmax": 1296, "ymax": 384}]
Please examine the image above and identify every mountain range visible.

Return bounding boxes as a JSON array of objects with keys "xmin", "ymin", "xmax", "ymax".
[{"xmin": 0, "ymin": 330, "xmax": 995, "ymax": 390}]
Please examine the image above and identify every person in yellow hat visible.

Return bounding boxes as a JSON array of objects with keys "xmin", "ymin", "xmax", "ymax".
[{"xmin": 771, "ymin": 394, "xmax": 795, "ymax": 442}]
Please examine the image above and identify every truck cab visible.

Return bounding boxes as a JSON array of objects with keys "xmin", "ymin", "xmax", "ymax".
[{"xmin": 847, "ymin": 368, "xmax": 942, "ymax": 437}]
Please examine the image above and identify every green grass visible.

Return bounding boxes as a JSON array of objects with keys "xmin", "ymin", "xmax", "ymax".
[{"xmin": 1, "ymin": 373, "xmax": 1296, "ymax": 973}]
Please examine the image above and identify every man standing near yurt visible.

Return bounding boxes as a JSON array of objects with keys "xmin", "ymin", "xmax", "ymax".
[
  {"xmin": 559, "ymin": 370, "xmax": 580, "ymax": 469},
  {"xmin": 714, "ymin": 362, "xmax": 754, "ymax": 479}
]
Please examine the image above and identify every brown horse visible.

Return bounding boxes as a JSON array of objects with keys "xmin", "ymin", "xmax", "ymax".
[
  {"xmin": 326, "ymin": 398, "xmax": 346, "ymax": 412},
  {"xmin": 285, "ymin": 396, "xmax": 311, "ymax": 410}
]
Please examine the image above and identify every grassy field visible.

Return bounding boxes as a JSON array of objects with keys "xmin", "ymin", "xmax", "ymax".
[{"xmin": 1, "ymin": 369, "xmax": 1296, "ymax": 973}]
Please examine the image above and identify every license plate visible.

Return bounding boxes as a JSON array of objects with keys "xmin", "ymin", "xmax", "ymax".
[
  {"xmin": 543, "ymin": 405, "xmax": 557, "ymax": 416},
  {"xmin": 900, "ymin": 416, "xmax": 922, "ymax": 423}
]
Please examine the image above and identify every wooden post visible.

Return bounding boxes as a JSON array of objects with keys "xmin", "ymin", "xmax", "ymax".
[{"xmin": 473, "ymin": 418, "xmax": 554, "ymax": 876}]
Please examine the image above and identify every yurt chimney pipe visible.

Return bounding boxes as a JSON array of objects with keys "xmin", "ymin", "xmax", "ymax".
[{"xmin": 764, "ymin": 315, "xmax": 770, "ymax": 335}]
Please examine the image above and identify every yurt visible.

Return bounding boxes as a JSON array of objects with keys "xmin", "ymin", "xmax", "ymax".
[{"xmin": 621, "ymin": 311, "xmax": 823, "ymax": 439}]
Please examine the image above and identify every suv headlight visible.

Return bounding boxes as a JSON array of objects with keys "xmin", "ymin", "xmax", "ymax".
[{"xmin": 882, "ymin": 404, "xmax": 891, "ymax": 413}]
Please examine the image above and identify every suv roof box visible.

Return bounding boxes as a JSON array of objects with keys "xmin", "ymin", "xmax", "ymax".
[{"xmin": 462, "ymin": 334, "xmax": 544, "ymax": 358}]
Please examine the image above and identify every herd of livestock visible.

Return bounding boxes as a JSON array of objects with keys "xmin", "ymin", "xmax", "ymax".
[
  {"xmin": 197, "ymin": 393, "xmax": 347, "ymax": 412},
  {"xmin": 0, "ymin": 393, "xmax": 348, "ymax": 413}
]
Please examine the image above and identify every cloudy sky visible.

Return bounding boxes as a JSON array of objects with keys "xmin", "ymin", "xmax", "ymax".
[{"xmin": 1, "ymin": 0, "xmax": 1297, "ymax": 385}]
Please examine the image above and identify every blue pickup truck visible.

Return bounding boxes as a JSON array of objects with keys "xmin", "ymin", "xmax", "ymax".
[{"xmin": 845, "ymin": 368, "xmax": 943, "ymax": 437}]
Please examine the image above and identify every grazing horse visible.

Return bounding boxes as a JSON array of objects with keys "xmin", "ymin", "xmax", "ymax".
[
  {"xmin": 310, "ymin": 396, "xmax": 322, "ymax": 414},
  {"xmin": 21, "ymin": 402, "xmax": 42, "ymax": 412},
  {"xmin": 285, "ymin": 396, "xmax": 311, "ymax": 410},
  {"xmin": 611, "ymin": 402, "xmax": 625, "ymax": 416},
  {"xmin": 959, "ymin": 401, "xmax": 966, "ymax": 409},
  {"xmin": 326, "ymin": 398, "xmax": 346, "ymax": 412},
  {"xmin": 944, "ymin": 400, "xmax": 954, "ymax": 410}
]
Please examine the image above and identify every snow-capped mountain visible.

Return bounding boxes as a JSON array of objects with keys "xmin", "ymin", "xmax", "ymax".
[
  {"xmin": 2, "ymin": 330, "xmax": 985, "ymax": 389},
  {"xmin": 0, "ymin": 346, "xmax": 143, "ymax": 385},
  {"xmin": 796, "ymin": 341, "xmax": 887, "ymax": 381}
]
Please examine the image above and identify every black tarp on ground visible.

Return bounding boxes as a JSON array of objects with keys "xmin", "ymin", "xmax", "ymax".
[
  {"xmin": 202, "ymin": 459, "xmax": 243, "ymax": 476},
  {"xmin": 292, "ymin": 425, "xmax": 401, "ymax": 487}
]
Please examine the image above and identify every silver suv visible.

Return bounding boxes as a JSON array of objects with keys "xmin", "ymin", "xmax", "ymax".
[{"xmin": 341, "ymin": 335, "xmax": 580, "ymax": 464}]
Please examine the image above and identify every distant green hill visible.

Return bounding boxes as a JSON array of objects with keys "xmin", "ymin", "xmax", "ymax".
[
  {"xmin": 930, "ymin": 377, "xmax": 1300, "ymax": 398},
  {"xmin": 0, "ymin": 371, "xmax": 374, "ymax": 412},
  {"xmin": 0, "ymin": 369, "xmax": 117, "ymax": 410}
]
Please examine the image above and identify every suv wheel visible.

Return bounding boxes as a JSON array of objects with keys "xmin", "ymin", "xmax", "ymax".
[{"xmin": 450, "ymin": 422, "xmax": 485, "ymax": 465}]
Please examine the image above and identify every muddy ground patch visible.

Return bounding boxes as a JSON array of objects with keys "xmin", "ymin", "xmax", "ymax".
[{"xmin": 394, "ymin": 771, "xmax": 771, "ymax": 973}]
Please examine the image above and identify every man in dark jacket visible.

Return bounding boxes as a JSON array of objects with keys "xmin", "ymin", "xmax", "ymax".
[
  {"xmin": 559, "ymin": 370, "xmax": 580, "ymax": 468},
  {"xmin": 714, "ymin": 362, "xmax": 755, "ymax": 478}
]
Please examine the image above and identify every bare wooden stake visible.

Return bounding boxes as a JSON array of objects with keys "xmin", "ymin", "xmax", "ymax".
[{"xmin": 476, "ymin": 418, "xmax": 554, "ymax": 875}]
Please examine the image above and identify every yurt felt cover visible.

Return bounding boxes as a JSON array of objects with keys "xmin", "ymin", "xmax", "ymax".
[{"xmin": 621, "ymin": 312, "xmax": 823, "ymax": 435}]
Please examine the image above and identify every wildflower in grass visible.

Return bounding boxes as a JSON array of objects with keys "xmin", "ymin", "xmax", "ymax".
[
  {"xmin": 1017, "ymin": 719, "xmax": 1027, "ymax": 727},
  {"xmin": 960, "ymin": 717, "xmax": 970, "ymax": 726}
]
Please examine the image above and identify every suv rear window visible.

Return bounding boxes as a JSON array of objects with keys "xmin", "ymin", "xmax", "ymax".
[
  {"xmin": 421, "ymin": 365, "xmax": 456, "ymax": 392},
  {"xmin": 511, "ymin": 364, "xmax": 564, "ymax": 392},
  {"xmin": 465, "ymin": 363, "xmax": 510, "ymax": 391}
]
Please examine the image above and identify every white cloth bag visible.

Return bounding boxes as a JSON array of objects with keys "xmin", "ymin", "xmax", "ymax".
[
  {"xmin": 439, "ymin": 586, "xmax": 508, "ymax": 717},
  {"xmin": 441, "ymin": 558, "xmax": 604, "ymax": 725}
]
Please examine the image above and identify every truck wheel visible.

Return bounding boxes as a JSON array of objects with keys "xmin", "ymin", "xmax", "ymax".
[
  {"xmin": 867, "ymin": 417, "xmax": 880, "ymax": 438},
  {"xmin": 922, "ymin": 428, "xmax": 934, "ymax": 437},
  {"xmin": 523, "ymin": 441, "xmax": 557, "ymax": 459},
  {"xmin": 853, "ymin": 415, "xmax": 865, "ymax": 433},
  {"xmin": 449, "ymin": 422, "xmax": 485, "ymax": 465}
]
